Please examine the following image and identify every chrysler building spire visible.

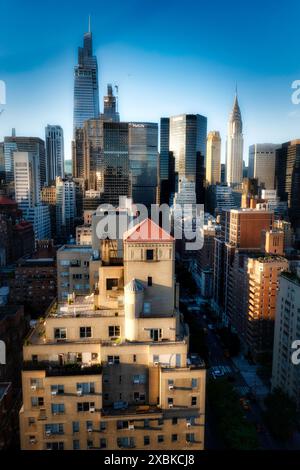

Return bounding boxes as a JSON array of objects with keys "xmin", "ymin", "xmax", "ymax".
[{"xmin": 226, "ymin": 90, "xmax": 244, "ymax": 186}]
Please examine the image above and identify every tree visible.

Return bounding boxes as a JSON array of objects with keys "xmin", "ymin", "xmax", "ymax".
[{"xmin": 264, "ymin": 388, "xmax": 297, "ymax": 441}]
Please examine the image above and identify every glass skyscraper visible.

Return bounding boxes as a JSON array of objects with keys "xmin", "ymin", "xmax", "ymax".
[
  {"xmin": 4, "ymin": 134, "xmax": 46, "ymax": 188},
  {"xmin": 45, "ymin": 125, "xmax": 65, "ymax": 183},
  {"xmin": 73, "ymin": 26, "xmax": 100, "ymax": 134},
  {"xmin": 129, "ymin": 122, "xmax": 158, "ymax": 208}
]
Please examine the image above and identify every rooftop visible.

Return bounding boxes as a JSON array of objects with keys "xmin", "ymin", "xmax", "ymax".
[
  {"xmin": 58, "ymin": 245, "xmax": 93, "ymax": 253},
  {"xmin": 124, "ymin": 218, "xmax": 174, "ymax": 243},
  {"xmin": 281, "ymin": 271, "xmax": 300, "ymax": 286}
]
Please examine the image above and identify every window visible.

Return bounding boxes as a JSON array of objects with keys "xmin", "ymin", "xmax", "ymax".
[
  {"xmin": 77, "ymin": 382, "xmax": 95, "ymax": 394},
  {"xmin": 147, "ymin": 276, "xmax": 152, "ymax": 286},
  {"xmin": 106, "ymin": 278, "xmax": 118, "ymax": 290},
  {"xmin": 79, "ymin": 327, "xmax": 92, "ymax": 338},
  {"xmin": 172, "ymin": 418, "xmax": 178, "ymax": 425},
  {"xmin": 46, "ymin": 442, "xmax": 64, "ymax": 450},
  {"xmin": 45, "ymin": 423, "xmax": 64, "ymax": 435},
  {"xmin": 107, "ymin": 355, "xmax": 120, "ymax": 364},
  {"xmin": 133, "ymin": 354, "xmax": 137, "ymax": 363},
  {"xmin": 117, "ymin": 437, "xmax": 135, "ymax": 449},
  {"xmin": 51, "ymin": 404, "xmax": 65, "ymax": 415},
  {"xmin": 108, "ymin": 325, "xmax": 120, "ymax": 337},
  {"xmin": 191, "ymin": 378, "xmax": 198, "ymax": 389},
  {"xmin": 191, "ymin": 396, "xmax": 197, "ymax": 406},
  {"xmin": 103, "ymin": 393, "xmax": 109, "ymax": 400},
  {"xmin": 168, "ymin": 397, "xmax": 173, "ymax": 406},
  {"xmin": 87, "ymin": 439, "xmax": 93, "ymax": 449},
  {"xmin": 31, "ymin": 397, "xmax": 44, "ymax": 407},
  {"xmin": 28, "ymin": 417, "xmax": 35, "ymax": 426},
  {"xmin": 153, "ymin": 355, "xmax": 159, "ymax": 364},
  {"xmin": 72, "ymin": 421, "xmax": 80, "ymax": 433},
  {"xmin": 146, "ymin": 249, "xmax": 154, "ymax": 260},
  {"xmin": 100, "ymin": 422, "xmax": 106, "ymax": 432},
  {"xmin": 172, "ymin": 434, "xmax": 178, "ymax": 442},
  {"xmin": 157, "ymin": 435, "xmax": 164, "ymax": 443},
  {"xmin": 54, "ymin": 328, "xmax": 67, "ymax": 339},
  {"xmin": 86, "ymin": 420, "xmax": 93, "ymax": 431},
  {"xmin": 133, "ymin": 374, "xmax": 146, "ymax": 384},
  {"xmin": 158, "ymin": 418, "xmax": 163, "ymax": 426},
  {"xmin": 144, "ymin": 436, "xmax": 150, "ymax": 446},
  {"xmin": 51, "ymin": 384, "xmax": 64, "ymax": 395},
  {"xmin": 100, "ymin": 438, "xmax": 107, "ymax": 449},
  {"xmin": 77, "ymin": 402, "xmax": 95, "ymax": 412},
  {"xmin": 73, "ymin": 440, "xmax": 80, "ymax": 450},
  {"xmin": 30, "ymin": 378, "xmax": 43, "ymax": 389},
  {"xmin": 168, "ymin": 379, "xmax": 174, "ymax": 386},
  {"xmin": 186, "ymin": 433, "xmax": 195, "ymax": 443},
  {"xmin": 150, "ymin": 329, "xmax": 162, "ymax": 342},
  {"xmin": 144, "ymin": 419, "xmax": 150, "ymax": 429}
]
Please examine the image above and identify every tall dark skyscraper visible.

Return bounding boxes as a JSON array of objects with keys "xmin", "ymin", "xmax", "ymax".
[
  {"xmin": 275, "ymin": 140, "xmax": 300, "ymax": 242},
  {"xmin": 101, "ymin": 84, "xmax": 120, "ymax": 122},
  {"xmin": 129, "ymin": 122, "xmax": 158, "ymax": 208},
  {"xmin": 82, "ymin": 119, "xmax": 130, "ymax": 206},
  {"xmin": 73, "ymin": 21, "xmax": 100, "ymax": 134},
  {"xmin": 45, "ymin": 125, "xmax": 64, "ymax": 183},
  {"xmin": 160, "ymin": 114, "xmax": 207, "ymax": 204}
]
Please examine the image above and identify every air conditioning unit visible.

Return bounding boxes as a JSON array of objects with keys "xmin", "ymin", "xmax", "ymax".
[
  {"xmin": 108, "ymin": 361, "xmax": 114, "ymax": 365},
  {"xmin": 128, "ymin": 424, "xmax": 134, "ymax": 430},
  {"xmin": 31, "ymin": 385, "xmax": 37, "ymax": 391},
  {"xmin": 87, "ymin": 428, "xmax": 93, "ymax": 433},
  {"xmin": 30, "ymin": 438, "xmax": 37, "ymax": 444},
  {"xmin": 51, "ymin": 390, "xmax": 57, "ymax": 396},
  {"xmin": 186, "ymin": 421, "xmax": 191, "ymax": 427},
  {"xmin": 45, "ymin": 430, "xmax": 52, "ymax": 437},
  {"xmin": 77, "ymin": 389, "xmax": 83, "ymax": 396},
  {"xmin": 154, "ymin": 361, "xmax": 159, "ymax": 366},
  {"xmin": 168, "ymin": 385, "xmax": 174, "ymax": 390},
  {"xmin": 168, "ymin": 403, "xmax": 173, "ymax": 408},
  {"xmin": 90, "ymin": 407, "xmax": 95, "ymax": 413}
]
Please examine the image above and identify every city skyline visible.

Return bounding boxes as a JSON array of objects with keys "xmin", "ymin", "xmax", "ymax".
[{"xmin": 1, "ymin": 0, "xmax": 300, "ymax": 161}]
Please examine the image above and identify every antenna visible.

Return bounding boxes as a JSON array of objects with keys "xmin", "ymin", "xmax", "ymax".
[{"xmin": 88, "ymin": 15, "xmax": 91, "ymax": 33}]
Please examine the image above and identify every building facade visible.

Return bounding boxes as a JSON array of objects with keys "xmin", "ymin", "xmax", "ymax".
[
  {"xmin": 129, "ymin": 122, "xmax": 158, "ymax": 208},
  {"xmin": 271, "ymin": 271, "xmax": 300, "ymax": 409},
  {"xmin": 19, "ymin": 219, "xmax": 206, "ymax": 450},
  {"xmin": 226, "ymin": 94, "xmax": 243, "ymax": 186},
  {"xmin": 248, "ymin": 144, "xmax": 278, "ymax": 190},
  {"xmin": 73, "ymin": 26, "xmax": 99, "ymax": 134},
  {"xmin": 45, "ymin": 125, "xmax": 65, "ymax": 183},
  {"xmin": 206, "ymin": 131, "xmax": 221, "ymax": 185}
]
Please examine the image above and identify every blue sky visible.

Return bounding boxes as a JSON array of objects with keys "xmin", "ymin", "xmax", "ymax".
[{"xmin": 1, "ymin": 0, "xmax": 300, "ymax": 162}]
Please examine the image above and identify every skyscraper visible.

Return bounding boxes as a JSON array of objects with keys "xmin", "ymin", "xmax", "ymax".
[
  {"xmin": 45, "ymin": 125, "xmax": 65, "ymax": 183},
  {"xmin": 226, "ymin": 94, "xmax": 243, "ymax": 186},
  {"xmin": 101, "ymin": 84, "xmax": 119, "ymax": 122},
  {"xmin": 206, "ymin": 131, "xmax": 221, "ymax": 185},
  {"xmin": 4, "ymin": 134, "xmax": 46, "ymax": 187},
  {"xmin": 55, "ymin": 177, "xmax": 76, "ymax": 242},
  {"xmin": 168, "ymin": 114, "xmax": 207, "ymax": 203},
  {"xmin": 248, "ymin": 144, "xmax": 278, "ymax": 190},
  {"xmin": 73, "ymin": 22, "xmax": 100, "ymax": 134},
  {"xmin": 275, "ymin": 140, "xmax": 300, "ymax": 242},
  {"xmin": 159, "ymin": 117, "xmax": 174, "ymax": 204},
  {"xmin": 129, "ymin": 122, "xmax": 158, "ymax": 208},
  {"xmin": 13, "ymin": 152, "xmax": 50, "ymax": 240},
  {"xmin": 83, "ymin": 119, "xmax": 130, "ymax": 206}
]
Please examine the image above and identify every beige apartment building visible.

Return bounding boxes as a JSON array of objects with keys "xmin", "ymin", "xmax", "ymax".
[
  {"xmin": 19, "ymin": 218, "xmax": 206, "ymax": 450},
  {"xmin": 246, "ymin": 256, "xmax": 289, "ymax": 358},
  {"xmin": 57, "ymin": 245, "xmax": 94, "ymax": 301},
  {"xmin": 272, "ymin": 270, "xmax": 300, "ymax": 409}
]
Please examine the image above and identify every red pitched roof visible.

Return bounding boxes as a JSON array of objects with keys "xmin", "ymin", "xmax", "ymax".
[{"xmin": 124, "ymin": 218, "xmax": 174, "ymax": 243}]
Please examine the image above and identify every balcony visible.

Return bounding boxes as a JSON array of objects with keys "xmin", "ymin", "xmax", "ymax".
[{"xmin": 23, "ymin": 361, "xmax": 102, "ymax": 377}]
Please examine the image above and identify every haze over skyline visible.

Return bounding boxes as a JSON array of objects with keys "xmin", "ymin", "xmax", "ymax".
[{"xmin": 1, "ymin": 0, "xmax": 300, "ymax": 162}]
